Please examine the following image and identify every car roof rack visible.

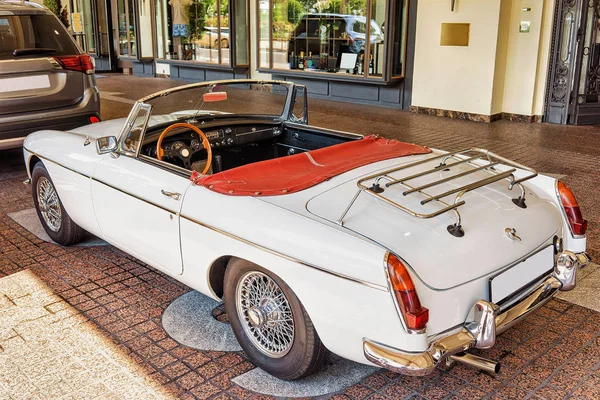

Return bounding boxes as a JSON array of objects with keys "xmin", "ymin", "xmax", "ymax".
[{"xmin": 336, "ymin": 148, "xmax": 537, "ymax": 237}]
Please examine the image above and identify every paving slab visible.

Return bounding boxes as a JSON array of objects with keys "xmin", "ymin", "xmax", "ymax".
[
  {"xmin": 232, "ymin": 356, "xmax": 377, "ymax": 398},
  {"xmin": 0, "ymin": 270, "xmax": 175, "ymax": 400},
  {"xmin": 162, "ymin": 291, "xmax": 241, "ymax": 352},
  {"xmin": 7, "ymin": 208, "xmax": 108, "ymax": 247}
]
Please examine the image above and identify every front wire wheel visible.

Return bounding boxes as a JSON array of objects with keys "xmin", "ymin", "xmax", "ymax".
[
  {"xmin": 31, "ymin": 162, "xmax": 86, "ymax": 246},
  {"xmin": 224, "ymin": 259, "xmax": 328, "ymax": 380},
  {"xmin": 37, "ymin": 176, "xmax": 62, "ymax": 232},
  {"xmin": 236, "ymin": 271, "xmax": 295, "ymax": 358}
]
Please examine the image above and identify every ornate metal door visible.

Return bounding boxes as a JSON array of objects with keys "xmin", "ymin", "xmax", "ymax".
[{"xmin": 546, "ymin": 0, "xmax": 600, "ymax": 124}]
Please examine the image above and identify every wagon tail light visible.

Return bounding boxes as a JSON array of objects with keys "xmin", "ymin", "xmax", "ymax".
[
  {"xmin": 557, "ymin": 181, "xmax": 588, "ymax": 236},
  {"xmin": 386, "ymin": 254, "xmax": 429, "ymax": 331},
  {"xmin": 54, "ymin": 54, "xmax": 95, "ymax": 75}
]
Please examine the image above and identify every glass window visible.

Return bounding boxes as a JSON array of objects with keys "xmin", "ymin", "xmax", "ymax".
[
  {"xmin": 258, "ymin": 0, "xmax": 407, "ymax": 80},
  {"xmin": 391, "ymin": 0, "xmax": 407, "ymax": 77},
  {"xmin": 116, "ymin": 0, "xmax": 136, "ymax": 57},
  {"xmin": 234, "ymin": 0, "xmax": 249, "ymax": 65},
  {"xmin": 80, "ymin": 1, "xmax": 96, "ymax": 53},
  {"xmin": 258, "ymin": 0, "xmax": 270, "ymax": 68},
  {"xmin": 138, "ymin": 0, "xmax": 154, "ymax": 59},
  {"xmin": 155, "ymin": 0, "xmax": 245, "ymax": 65},
  {"xmin": 97, "ymin": 0, "xmax": 110, "ymax": 56},
  {"xmin": 122, "ymin": 104, "xmax": 152, "ymax": 155},
  {"xmin": 368, "ymin": 0, "xmax": 385, "ymax": 77},
  {"xmin": 0, "ymin": 15, "xmax": 79, "ymax": 60}
]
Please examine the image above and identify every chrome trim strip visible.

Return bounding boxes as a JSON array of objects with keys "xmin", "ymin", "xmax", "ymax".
[
  {"xmin": 25, "ymin": 149, "xmax": 91, "ymax": 179},
  {"xmin": 92, "ymin": 178, "xmax": 178, "ymax": 215},
  {"xmin": 179, "ymin": 214, "xmax": 388, "ymax": 292}
]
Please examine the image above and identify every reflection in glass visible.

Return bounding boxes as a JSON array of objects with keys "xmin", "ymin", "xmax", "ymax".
[
  {"xmin": 117, "ymin": 0, "xmax": 128, "ymax": 56},
  {"xmin": 560, "ymin": 13, "xmax": 574, "ymax": 63},
  {"xmin": 258, "ymin": 0, "xmax": 270, "ymax": 68},
  {"xmin": 127, "ymin": 0, "xmax": 137, "ymax": 57},
  {"xmin": 235, "ymin": 0, "xmax": 248, "ymax": 65},
  {"xmin": 80, "ymin": 0, "xmax": 96, "ymax": 53},
  {"xmin": 220, "ymin": 0, "xmax": 230, "ymax": 65},
  {"xmin": 154, "ymin": 0, "xmax": 241, "ymax": 65},
  {"xmin": 392, "ymin": 0, "xmax": 407, "ymax": 77},
  {"xmin": 368, "ymin": 0, "xmax": 385, "ymax": 76},
  {"xmin": 259, "ymin": 0, "xmax": 400, "ymax": 77}
]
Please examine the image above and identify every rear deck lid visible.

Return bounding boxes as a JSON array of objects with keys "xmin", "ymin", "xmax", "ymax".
[
  {"xmin": 306, "ymin": 161, "xmax": 562, "ymax": 290},
  {"xmin": 0, "ymin": 13, "xmax": 84, "ymax": 115}
]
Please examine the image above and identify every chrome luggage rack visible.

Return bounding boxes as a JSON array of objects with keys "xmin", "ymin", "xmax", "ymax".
[{"xmin": 337, "ymin": 148, "xmax": 537, "ymax": 237}]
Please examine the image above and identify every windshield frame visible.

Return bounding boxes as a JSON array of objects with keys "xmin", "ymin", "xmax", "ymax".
[{"xmin": 117, "ymin": 79, "xmax": 298, "ymax": 154}]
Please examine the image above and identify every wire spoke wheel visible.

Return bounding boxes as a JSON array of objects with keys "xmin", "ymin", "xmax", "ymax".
[
  {"xmin": 37, "ymin": 177, "xmax": 62, "ymax": 232},
  {"xmin": 235, "ymin": 271, "xmax": 295, "ymax": 358}
]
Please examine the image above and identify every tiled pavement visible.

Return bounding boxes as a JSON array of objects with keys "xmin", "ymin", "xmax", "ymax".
[{"xmin": 0, "ymin": 74, "xmax": 599, "ymax": 399}]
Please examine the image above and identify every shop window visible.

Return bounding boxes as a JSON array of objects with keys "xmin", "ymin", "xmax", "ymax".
[
  {"xmin": 258, "ymin": 0, "xmax": 408, "ymax": 81},
  {"xmin": 116, "ymin": 0, "xmax": 136, "ymax": 57},
  {"xmin": 155, "ymin": 0, "xmax": 248, "ymax": 67}
]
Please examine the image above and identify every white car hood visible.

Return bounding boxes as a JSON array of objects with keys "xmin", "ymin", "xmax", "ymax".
[{"xmin": 69, "ymin": 118, "xmax": 128, "ymax": 140}]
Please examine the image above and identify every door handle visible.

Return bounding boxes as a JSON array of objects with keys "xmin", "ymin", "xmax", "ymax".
[{"xmin": 161, "ymin": 190, "xmax": 181, "ymax": 200}]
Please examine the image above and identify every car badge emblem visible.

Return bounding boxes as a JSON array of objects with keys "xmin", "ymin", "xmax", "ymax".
[{"xmin": 505, "ymin": 228, "xmax": 521, "ymax": 241}]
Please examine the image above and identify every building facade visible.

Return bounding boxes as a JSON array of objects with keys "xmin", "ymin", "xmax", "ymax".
[{"xmin": 61, "ymin": 0, "xmax": 600, "ymax": 124}]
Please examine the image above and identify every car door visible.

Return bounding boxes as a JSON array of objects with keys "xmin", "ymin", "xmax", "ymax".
[
  {"xmin": 91, "ymin": 155, "xmax": 191, "ymax": 275},
  {"xmin": 90, "ymin": 104, "xmax": 190, "ymax": 276}
]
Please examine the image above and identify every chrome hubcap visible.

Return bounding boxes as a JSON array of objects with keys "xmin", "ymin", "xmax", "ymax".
[
  {"xmin": 37, "ymin": 177, "xmax": 62, "ymax": 232},
  {"xmin": 236, "ymin": 271, "xmax": 294, "ymax": 358}
]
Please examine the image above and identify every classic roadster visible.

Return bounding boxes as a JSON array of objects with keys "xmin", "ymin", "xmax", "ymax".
[{"xmin": 23, "ymin": 80, "xmax": 590, "ymax": 380}]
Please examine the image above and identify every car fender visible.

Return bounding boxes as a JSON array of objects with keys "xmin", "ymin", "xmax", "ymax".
[{"xmin": 23, "ymin": 129, "xmax": 105, "ymax": 238}]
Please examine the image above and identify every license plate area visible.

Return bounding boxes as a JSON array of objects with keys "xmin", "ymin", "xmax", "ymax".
[
  {"xmin": 0, "ymin": 75, "xmax": 50, "ymax": 94},
  {"xmin": 489, "ymin": 246, "xmax": 554, "ymax": 304}
]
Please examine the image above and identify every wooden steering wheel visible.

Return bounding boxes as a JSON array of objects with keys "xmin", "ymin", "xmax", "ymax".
[{"xmin": 156, "ymin": 122, "xmax": 212, "ymax": 174}]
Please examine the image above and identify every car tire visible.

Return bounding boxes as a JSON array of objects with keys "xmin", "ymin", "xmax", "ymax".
[
  {"xmin": 224, "ymin": 258, "xmax": 328, "ymax": 380},
  {"xmin": 31, "ymin": 162, "xmax": 86, "ymax": 246}
]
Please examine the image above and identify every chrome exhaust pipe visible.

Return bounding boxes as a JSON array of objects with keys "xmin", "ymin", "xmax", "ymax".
[{"xmin": 449, "ymin": 352, "xmax": 500, "ymax": 374}]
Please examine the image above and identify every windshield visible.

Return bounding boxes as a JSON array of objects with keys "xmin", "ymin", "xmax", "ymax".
[{"xmin": 143, "ymin": 82, "xmax": 290, "ymax": 126}]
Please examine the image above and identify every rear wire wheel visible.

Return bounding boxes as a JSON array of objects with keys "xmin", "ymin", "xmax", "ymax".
[{"xmin": 224, "ymin": 258, "xmax": 328, "ymax": 380}]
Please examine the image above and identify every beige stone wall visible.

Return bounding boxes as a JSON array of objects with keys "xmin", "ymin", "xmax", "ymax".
[{"xmin": 412, "ymin": 0, "xmax": 556, "ymax": 118}]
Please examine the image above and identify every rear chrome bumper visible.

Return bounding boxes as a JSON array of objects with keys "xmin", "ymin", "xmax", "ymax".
[{"xmin": 364, "ymin": 250, "xmax": 591, "ymax": 376}]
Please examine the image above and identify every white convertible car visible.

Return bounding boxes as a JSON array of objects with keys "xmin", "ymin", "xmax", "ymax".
[{"xmin": 23, "ymin": 80, "xmax": 590, "ymax": 380}]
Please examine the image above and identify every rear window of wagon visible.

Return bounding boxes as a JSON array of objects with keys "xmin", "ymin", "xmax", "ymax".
[{"xmin": 0, "ymin": 14, "xmax": 79, "ymax": 60}]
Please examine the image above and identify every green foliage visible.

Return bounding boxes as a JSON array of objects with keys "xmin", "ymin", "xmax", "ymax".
[
  {"xmin": 187, "ymin": 0, "xmax": 229, "ymax": 41},
  {"xmin": 43, "ymin": 0, "xmax": 59, "ymax": 15},
  {"xmin": 287, "ymin": 0, "xmax": 304, "ymax": 24},
  {"xmin": 43, "ymin": 0, "xmax": 69, "ymax": 28},
  {"xmin": 188, "ymin": 0, "xmax": 208, "ymax": 41}
]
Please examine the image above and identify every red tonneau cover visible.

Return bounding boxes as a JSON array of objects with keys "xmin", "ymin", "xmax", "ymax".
[{"xmin": 192, "ymin": 135, "xmax": 431, "ymax": 196}]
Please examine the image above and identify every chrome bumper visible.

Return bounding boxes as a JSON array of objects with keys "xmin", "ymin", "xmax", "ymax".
[{"xmin": 364, "ymin": 250, "xmax": 591, "ymax": 376}]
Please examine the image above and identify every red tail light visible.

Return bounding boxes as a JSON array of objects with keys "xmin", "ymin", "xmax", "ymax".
[
  {"xmin": 89, "ymin": 116, "xmax": 100, "ymax": 123},
  {"xmin": 54, "ymin": 54, "xmax": 95, "ymax": 75},
  {"xmin": 386, "ymin": 254, "xmax": 429, "ymax": 331},
  {"xmin": 557, "ymin": 181, "xmax": 588, "ymax": 236}
]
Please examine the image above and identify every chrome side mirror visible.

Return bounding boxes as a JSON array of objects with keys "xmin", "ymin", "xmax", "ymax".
[{"xmin": 96, "ymin": 136, "xmax": 117, "ymax": 155}]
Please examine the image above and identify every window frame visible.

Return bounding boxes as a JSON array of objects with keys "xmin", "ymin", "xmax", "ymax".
[{"xmin": 255, "ymin": 0, "xmax": 409, "ymax": 83}]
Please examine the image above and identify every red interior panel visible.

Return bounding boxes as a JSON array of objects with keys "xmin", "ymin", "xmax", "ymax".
[{"xmin": 192, "ymin": 135, "xmax": 432, "ymax": 196}]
